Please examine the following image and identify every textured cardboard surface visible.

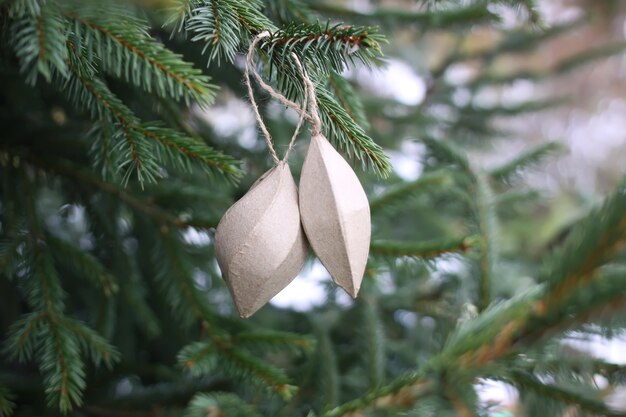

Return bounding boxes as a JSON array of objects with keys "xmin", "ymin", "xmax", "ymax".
[
  {"xmin": 215, "ymin": 162, "xmax": 309, "ymax": 318},
  {"xmin": 299, "ymin": 134, "xmax": 371, "ymax": 297}
]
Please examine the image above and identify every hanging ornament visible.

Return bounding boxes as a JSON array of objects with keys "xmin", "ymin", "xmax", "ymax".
[
  {"xmin": 299, "ymin": 134, "xmax": 371, "ymax": 297},
  {"xmin": 214, "ymin": 32, "xmax": 310, "ymax": 318},
  {"xmin": 293, "ymin": 58, "xmax": 371, "ymax": 298},
  {"xmin": 215, "ymin": 162, "xmax": 308, "ymax": 318}
]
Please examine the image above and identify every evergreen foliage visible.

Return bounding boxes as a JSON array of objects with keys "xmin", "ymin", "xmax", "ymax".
[{"xmin": 1, "ymin": 0, "xmax": 626, "ymax": 416}]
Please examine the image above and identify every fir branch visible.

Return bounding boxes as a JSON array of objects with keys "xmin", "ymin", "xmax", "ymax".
[
  {"xmin": 510, "ymin": 371, "xmax": 623, "ymax": 416},
  {"xmin": 4, "ymin": 228, "xmax": 120, "ymax": 412},
  {"xmin": 6, "ymin": 0, "xmax": 44, "ymax": 17},
  {"xmin": 0, "ymin": 385, "xmax": 15, "ymax": 417},
  {"xmin": 28, "ymin": 245, "xmax": 66, "ymax": 314},
  {"xmin": 66, "ymin": 2, "xmax": 217, "ymax": 106},
  {"xmin": 179, "ymin": 338, "xmax": 297, "ymax": 400},
  {"xmin": 62, "ymin": 48, "xmax": 241, "ymax": 183},
  {"xmin": 555, "ymin": 41, "xmax": 626, "ymax": 74},
  {"xmin": 230, "ymin": 0, "xmax": 275, "ymax": 33},
  {"xmin": 216, "ymin": 346, "xmax": 297, "ymax": 400},
  {"xmin": 327, "ymin": 71, "xmax": 369, "ymax": 130},
  {"xmin": 46, "ymin": 234, "xmax": 119, "ymax": 297},
  {"xmin": 370, "ymin": 236, "xmax": 478, "ymax": 259},
  {"xmin": 59, "ymin": 317, "xmax": 120, "ymax": 369},
  {"xmin": 320, "ymin": 373, "xmax": 434, "ymax": 417},
  {"xmin": 39, "ymin": 320, "xmax": 86, "ymax": 412},
  {"xmin": 420, "ymin": 136, "xmax": 471, "ymax": 174},
  {"xmin": 138, "ymin": 123, "xmax": 242, "ymax": 179},
  {"xmin": 358, "ymin": 298, "xmax": 385, "ymax": 389},
  {"xmin": 311, "ymin": 2, "xmax": 499, "ymax": 28},
  {"xmin": 443, "ymin": 287, "xmax": 543, "ymax": 365},
  {"xmin": 154, "ymin": 229, "xmax": 214, "ymax": 326},
  {"xmin": 232, "ymin": 330, "xmax": 315, "ymax": 354},
  {"xmin": 178, "ymin": 341, "xmax": 218, "ymax": 375},
  {"xmin": 167, "ymin": 0, "xmax": 274, "ymax": 64},
  {"xmin": 316, "ymin": 84, "xmax": 391, "ymax": 175},
  {"xmin": 20, "ymin": 154, "xmax": 211, "ymax": 230},
  {"xmin": 539, "ymin": 184, "xmax": 626, "ymax": 308},
  {"xmin": 187, "ymin": 0, "xmax": 241, "ymax": 64},
  {"xmin": 369, "ymin": 171, "xmax": 452, "ymax": 213},
  {"xmin": 520, "ymin": 271, "xmax": 626, "ymax": 346},
  {"xmin": 489, "ymin": 141, "xmax": 565, "ymax": 183},
  {"xmin": 62, "ymin": 54, "xmax": 161, "ymax": 184},
  {"xmin": 312, "ymin": 325, "xmax": 340, "ymax": 408},
  {"xmin": 115, "ymin": 248, "xmax": 162, "ymax": 338},
  {"xmin": 266, "ymin": 0, "xmax": 314, "ymax": 25},
  {"xmin": 261, "ymin": 22, "xmax": 385, "ymax": 75},
  {"xmin": 162, "ymin": 0, "xmax": 199, "ymax": 32},
  {"xmin": 10, "ymin": 3, "xmax": 68, "ymax": 84},
  {"xmin": 474, "ymin": 173, "xmax": 496, "ymax": 311},
  {"xmin": 185, "ymin": 392, "xmax": 262, "ymax": 417},
  {"xmin": 531, "ymin": 357, "xmax": 626, "ymax": 385},
  {"xmin": 0, "ymin": 235, "xmax": 28, "ymax": 276},
  {"xmin": 4, "ymin": 311, "xmax": 45, "ymax": 362}
]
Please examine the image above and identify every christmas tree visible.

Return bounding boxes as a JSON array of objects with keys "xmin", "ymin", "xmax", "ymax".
[{"xmin": 1, "ymin": 0, "xmax": 626, "ymax": 416}]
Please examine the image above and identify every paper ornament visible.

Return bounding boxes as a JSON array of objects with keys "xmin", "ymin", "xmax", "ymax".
[
  {"xmin": 215, "ymin": 162, "xmax": 308, "ymax": 318},
  {"xmin": 299, "ymin": 134, "xmax": 371, "ymax": 297}
]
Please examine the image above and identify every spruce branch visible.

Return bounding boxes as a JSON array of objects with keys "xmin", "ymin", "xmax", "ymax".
[
  {"xmin": 320, "ymin": 372, "xmax": 434, "ymax": 417},
  {"xmin": 155, "ymin": 228, "xmax": 214, "ymax": 326},
  {"xmin": 17, "ymin": 154, "xmax": 209, "ymax": 230},
  {"xmin": 39, "ymin": 320, "xmax": 86, "ymax": 413},
  {"xmin": 0, "ymin": 385, "xmax": 15, "ymax": 417},
  {"xmin": 46, "ymin": 234, "xmax": 119, "ymax": 297},
  {"xmin": 10, "ymin": 3, "xmax": 68, "ymax": 84},
  {"xmin": 489, "ymin": 141, "xmax": 565, "ymax": 183},
  {"xmin": 166, "ymin": 0, "xmax": 274, "ymax": 64},
  {"xmin": 474, "ymin": 173, "xmax": 497, "ymax": 312},
  {"xmin": 179, "ymin": 337, "xmax": 297, "ymax": 400},
  {"xmin": 261, "ymin": 22, "xmax": 385, "ymax": 75},
  {"xmin": 369, "ymin": 171, "xmax": 452, "ymax": 213},
  {"xmin": 61, "ymin": 48, "xmax": 241, "ymax": 184},
  {"xmin": 6, "ymin": 0, "xmax": 44, "ymax": 17},
  {"xmin": 370, "ymin": 236, "xmax": 478, "ymax": 259},
  {"xmin": 509, "ymin": 371, "xmax": 622, "ymax": 417},
  {"xmin": 65, "ymin": 1, "xmax": 217, "ymax": 106},
  {"xmin": 358, "ymin": 298, "xmax": 385, "ymax": 389},
  {"xmin": 539, "ymin": 184, "xmax": 626, "ymax": 308},
  {"xmin": 4, "ymin": 311, "xmax": 45, "ymax": 362},
  {"xmin": 187, "ymin": 0, "xmax": 241, "ymax": 64},
  {"xmin": 266, "ymin": 0, "xmax": 314, "ymax": 25},
  {"xmin": 4, "ymin": 194, "xmax": 121, "ymax": 413},
  {"xmin": 327, "ymin": 71, "xmax": 369, "ymax": 130},
  {"xmin": 59, "ymin": 317, "xmax": 120, "ymax": 369},
  {"xmin": 316, "ymin": 85, "xmax": 391, "ymax": 175},
  {"xmin": 232, "ymin": 330, "xmax": 315, "ymax": 354},
  {"xmin": 310, "ymin": 2, "xmax": 499, "ymax": 28},
  {"xmin": 185, "ymin": 392, "xmax": 262, "ymax": 417},
  {"xmin": 0, "ymin": 235, "xmax": 28, "ymax": 277},
  {"xmin": 420, "ymin": 137, "xmax": 498, "ymax": 310}
]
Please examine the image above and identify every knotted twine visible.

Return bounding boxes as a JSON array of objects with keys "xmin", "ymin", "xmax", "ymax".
[{"xmin": 243, "ymin": 31, "xmax": 322, "ymax": 164}]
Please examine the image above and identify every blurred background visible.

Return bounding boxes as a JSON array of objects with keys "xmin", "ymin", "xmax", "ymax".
[{"xmin": 204, "ymin": 0, "xmax": 626, "ymax": 413}]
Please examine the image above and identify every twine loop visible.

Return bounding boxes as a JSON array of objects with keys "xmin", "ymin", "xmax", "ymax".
[{"xmin": 244, "ymin": 31, "xmax": 322, "ymax": 164}]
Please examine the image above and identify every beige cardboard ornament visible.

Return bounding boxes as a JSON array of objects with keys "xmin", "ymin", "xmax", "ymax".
[
  {"xmin": 299, "ymin": 134, "xmax": 371, "ymax": 297},
  {"xmin": 215, "ymin": 31, "xmax": 311, "ymax": 318},
  {"xmin": 215, "ymin": 162, "xmax": 308, "ymax": 318}
]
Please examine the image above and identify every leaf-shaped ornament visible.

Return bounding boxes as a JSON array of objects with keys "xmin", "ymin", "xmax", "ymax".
[
  {"xmin": 299, "ymin": 134, "xmax": 371, "ymax": 297},
  {"xmin": 215, "ymin": 162, "xmax": 308, "ymax": 318}
]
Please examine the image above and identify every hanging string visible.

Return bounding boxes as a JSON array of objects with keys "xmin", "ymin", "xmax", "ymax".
[
  {"xmin": 244, "ymin": 31, "xmax": 304, "ymax": 164},
  {"xmin": 244, "ymin": 31, "xmax": 323, "ymax": 163},
  {"xmin": 291, "ymin": 54, "xmax": 322, "ymax": 137}
]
